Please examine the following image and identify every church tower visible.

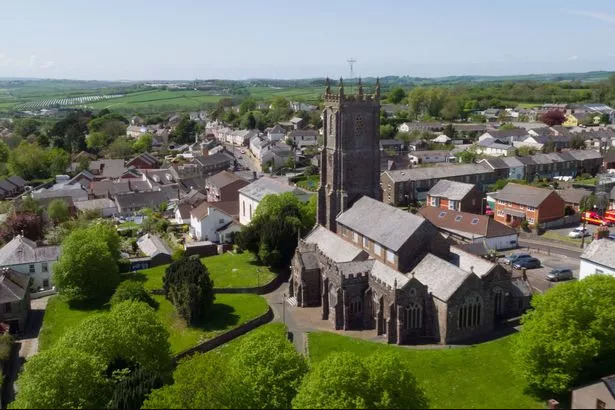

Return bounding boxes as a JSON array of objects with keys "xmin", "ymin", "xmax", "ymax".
[{"xmin": 317, "ymin": 78, "xmax": 382, "ymax": 232}]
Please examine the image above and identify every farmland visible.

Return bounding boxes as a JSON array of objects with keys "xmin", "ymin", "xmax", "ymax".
[{"xmin": 16, "ymin": 94, "xmax": 124, "ymax": 110}]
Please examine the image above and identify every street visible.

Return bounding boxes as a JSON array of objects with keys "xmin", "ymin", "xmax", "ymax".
[{"xmin": 224, "ymin": 143, "xmax": 260, "ymax": 173}]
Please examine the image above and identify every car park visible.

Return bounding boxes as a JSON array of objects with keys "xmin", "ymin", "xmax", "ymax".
[
  {"xmin": 503, "ymin": 253, "xmax": 532, "ymax": 265},
  {"xmin": 546, "ymin": 268, "xmax": 573, "ymax": 282}
]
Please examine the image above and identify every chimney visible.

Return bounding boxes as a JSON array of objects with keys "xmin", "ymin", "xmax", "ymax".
[{"xmin": 252, "ymin": 171, "xmax": 257, "ymax": 181}]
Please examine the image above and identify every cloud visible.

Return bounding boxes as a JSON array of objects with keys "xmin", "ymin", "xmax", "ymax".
[
  {"xmin": 564, "ymin": 9, "xmax": 615, "ymax": 23},
  {"xmin": 0, "ymin": 53, "xmax": 13, "ymax": 67},
  {"xmin": 40, "ymin": 60, "xmax": 55, "ymax": 69},
  {"xmin": 568, "ymin": 55, "xmax": 579, "ymax": 61}
]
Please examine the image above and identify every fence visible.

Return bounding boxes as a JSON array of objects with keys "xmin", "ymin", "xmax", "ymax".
[{"xmin": 538, "ymin": 214, "xmax": 581, "ymax": 230}]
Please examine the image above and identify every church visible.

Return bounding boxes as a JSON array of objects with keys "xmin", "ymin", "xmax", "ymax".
[{"xmin": 289, "ymin": 79, "xmax": 531, "ymax": 345}]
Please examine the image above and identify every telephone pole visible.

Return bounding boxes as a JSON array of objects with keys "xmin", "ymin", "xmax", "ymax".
[{"xmin": 347, "ymin": 58, "xmax": 357, "ymax": 93}]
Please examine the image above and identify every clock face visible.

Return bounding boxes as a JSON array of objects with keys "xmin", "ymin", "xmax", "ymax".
[{"xmin": 354, "ymin": 114, "xmax": 364, "ymax": 138}]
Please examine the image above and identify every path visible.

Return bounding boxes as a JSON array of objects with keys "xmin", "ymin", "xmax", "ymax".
[
  {"xmin": 2, "ymin": 296, "xmax": 50, "ymax": 406},
  {"xmin": 518, "ymin": 237, "xmax": 583, "ymax": 258}
]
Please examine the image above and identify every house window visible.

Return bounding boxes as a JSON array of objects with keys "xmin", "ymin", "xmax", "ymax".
[
  {"xmin": 42, "ymin": 262, "xmax": 48, "ymax": 273},
  {"xmin": 497, "ymin": 210, "xmax": 505, "ymax": 217},
  {"xmin": 4, "ymin": 303, "xmax": 11, "ymax": 314},
  {"xmin": 363, "ymin": 237, "xmax": 369, "ymax": 248},
  {"xmin": 43, "ymin": 279, "xmax": 49, "ymax": 288},
  {"xmin": 386, "ymin": 250, "xmax": 395, "ymax": 263},
  {"xmin": 448, "ymin": 200, "xmax": 457, "ymax": 210},
  {"xmin": 219, "ymin": 218, "xmax": 225, "ymax": 223},
  {"xmin": 374, "ymin": 243, "xmax": 382, "ymax": 256},
  {"xmin": 29, "ymin": 264, "xmax": 35, "ymax": 273},
  {"xmin": 519, "ymin": 205, "xmax": 525, "ymax": 210},
  {"xmin": 430, "ymin": 197, "xmax": 439, "ymax": 207},
  {"xmin": 455, "ymin": 215, "xmax": 463, "ymax": 222},
  {"xmin": 527, "ymin": 207, "xmax": 535, "ymax": 211}
]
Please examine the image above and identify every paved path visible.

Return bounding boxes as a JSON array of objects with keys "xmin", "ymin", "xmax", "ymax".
[{"xmin": 2, "ymin": 296, "xmax": 50, "ymax": 406}]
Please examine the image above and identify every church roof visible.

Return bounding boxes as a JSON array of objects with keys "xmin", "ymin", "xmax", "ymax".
[
  {"xmin": 336, "ymin": 196, "xmax": 427, "ymax": 252},
  {"xmin": 371, "ymin": 260, "xmax": 410, "ymax": 289},
  {"xmin": 449, "ymin": 246, "xmax": 496, "ymax": 278},
  {"xmin": 304, "ymin": 226, "xmax": 366, "ymax": 263},
  {"xmin": 411, "ymin": 253, "xmax": 472, "ymax": 302}
]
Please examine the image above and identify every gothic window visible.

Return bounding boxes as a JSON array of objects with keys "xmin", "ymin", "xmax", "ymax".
[
  {"xmin": 354, "ymin": 114, "xmax": 364, "ymax": 138},
  {"xmin": 458, "ymin": 294, "xmax": 482, "ymax": 329},
  {"xmin": 404, "ymin": 303, "xmax": 422, "ymax": 329},
  {"xmin": 493, "ymin": 287, "xmax": 504, "ymax": 316}
]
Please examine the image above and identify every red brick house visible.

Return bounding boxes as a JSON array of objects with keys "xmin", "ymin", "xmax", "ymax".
[
  {"xmin": 493, "ymin": 183, "xmax": 565, "ymax": 227},
  {"xmin": 126, "ymin": 153, "xmax": 160, "ymax": 170},
  {"xmin": 426, "ymin": 180, "xmax": 483, "ymax": 214}
]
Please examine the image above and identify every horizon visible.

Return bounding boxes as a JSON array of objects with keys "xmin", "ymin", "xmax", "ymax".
[{"xmin": 1, "ymin": 1, "xmax": 615, "ymax": 81}]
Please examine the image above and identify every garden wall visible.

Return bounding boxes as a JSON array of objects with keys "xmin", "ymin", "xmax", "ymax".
[{"xmin": 213, "ymin": 269, "xmax": 289, "ymax": 295}]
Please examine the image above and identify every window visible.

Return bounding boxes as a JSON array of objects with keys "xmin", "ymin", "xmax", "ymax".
[
  {"xmin": 458, "ymin": 295, "xmax": 482, "ymax": 329},
  {"xmin": 363, "ymin": 237, "xmax": 369, "ymax": 248},
  {"xmin": 4, "ymin": 303, "xmax": 10, "ymax": 314},
  {"xmin": 497, "ymin": 200, "xmax": 505, "ymax": 205},
  {"xmin": 596, "ymin": 399, "xmax": 606, "ymax": 409},
  {"xmin": 448, "ymin": 200, "xmax": 457, "ymax": 210},
  {"xmin": 430, "ymin": 197, "xmax": 440, "ymax": 207},
  {"xmin": 438, "ymin": 211, "xmax": 447, "ymax": 218},
  {"xmin": 43, "ymin": 279, "xmax": 49, "ymax": 288},
  {"xmin": 219, "ymin": 218, "xmax": 225, "ymax": 223},
  {"xmin": 374, "ymin": 243, "xmax": 382, "ymax": 256},
  {"xmin": 386, "ymin": 250, "xmax": 395, "ymax": 263},
  {"xmin": 471, "ymin": 218, "xmax": 479, "ymax": 225},
  {"xmin": 353, "ymin": 232, "xmax": 359, "ymax": 243},
  {"xmin": 42, "ymin": 262, "xmax": 48, "ymax": 273},
  {"xmin": 29, "ymin": 264, "xmax": 35, "ymax": 273},
  {"xmin": 527, "ymin": 206, "xmax": 535, "ymax": 211},
  {"xmin": 249, "ymin": 204, "xmax": 253, "ymax": 218},
  {"xmin": 519, "ymin": 205, "xmax": 525, "ymax": 210},
  {"xmin": 404, "ymin": 303, "xmax": 423, "ymax": 329},
  {"xmin": 242, "ymin": 201, "xmax": 245, "ymax": 216},
  {"xmin": 497, "ymin": 210, "xmax": 505, "ymax": 217}
]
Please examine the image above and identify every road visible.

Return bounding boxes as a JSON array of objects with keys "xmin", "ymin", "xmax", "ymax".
[
  {"xmin": 224, "ymin": 143, "xmax": 260, "ymax": 173},
  {"xmin": 264, "ymin": 283, "xmax": 307, "ymax": 354},
  {"xmin": 518, "ymin": 238, "xmax": 582, "ymax": 259}
]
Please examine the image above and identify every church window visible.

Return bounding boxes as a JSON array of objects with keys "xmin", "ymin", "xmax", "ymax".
[
  {"xmin": 458, "ymin": 295, "xmax": 482, "ymax": 329},
  {"xmin": 493, "ymin": 287, "xmax": 504, "ymax": 316},
  {"xmin": 386, "ymin": 250, "xmax": 395, "ymax": 263},
  {"xmin": 405, "ymin": 303, "xmax": 422, "ymax": 329}
]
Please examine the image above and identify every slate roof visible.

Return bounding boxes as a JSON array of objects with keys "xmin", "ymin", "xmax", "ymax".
[
  {"xmin": 74, "ymin": 198, "xmax": 116, "ymax": 212},
  {"xmin": 300, "ymin": 251, "xmax": 320, "ymax": 271},
  {"xmin": 580, "ymin": 239, "xmax": 615, "ymax": 269},
  {"xmin": 427, "ymin": 180, "xmax": 476, "ymax": 201},
  {"xmin": 193, "ymin": 152, "xmax": 234, "ymax": 168},
  {"xmin": 602, "ymin": 375, "xmax": 615, "ymax": 399},
  {"xmin": 384, "ymin": 163, "xmax": 493, "ymax": 183},
  {"xmin": 238, "ymin": 177, "xmax": 303, "ymax": 202},
  {"xmin": 145, "ymin": 169, "xmax": 175, "ymax": 185},
  {"xmin": 288, "ymin": 129, "xmax": 318, "ymax": 138},
  {"xmin": 304, "ymin": 226, "xmax": 366, "ymax": 263},
  {"xmin": 268, "ymin": 124, "xmax": 285, "ymax": 134},
  {"xmin": 556, "ymin": 188, "xmax": 592, "ymax": 205},
  {"xmin": 0, "ymin": 269, "xmax": 29, "ymax": 304},
  {"xmin": 568, "ymin": 150, "xmax": 602, "ymax": 161},
  {"xmin": 115, "ymin": 190, "xmax": 174, "ymax": 210},
  {"xmin": 6, "ymin": 176, "xmax": 26, "ymax": 188},
  {"xmin": 0, "ymin": 235, "xmax": 60, "ymax": 265},
  {"xmin": 370, "ymin": 260, "xmax": 410, "ymax": 289},
  {"xmin": 136, "ymin": 234, "xmax": 172, "ymax": 257},
  {"xmin": 0, "ymin": 180, "xmax": 17, "ymax": 192},
  {"xmin": 492, "ymin": 183, "xmax": 559, "ymax": 208},
  {"xmin": 449, "ymin": 246, "xmax": 496, "ymax": 278},
  {"xmin": 207, "ymin": 170, "xmax": 246, "ymax": 189},
  {"xmin": 89, "ymin": 159, "xmax": 127, "ymax": 179},
  {"xmin": 91, "ymin": 180, "xmax": 131, "ymax": 197},
  {"xmin": 337, "ymin": 196, "xmax": 427, "ymax": 252},
  {"xmin": 419, "ymin": 207, "xmax": 517, "ymax": 240},
  {"xmin": 127, "ymin": 152, "xmax": 160, "ymax": 168},
  {"xmin": 191, "ymin": 201, "xmax": 238, "ymax": 220},
  {"xmin": 411, "ymin": 253, "xmax": 471, "ymax": 302}
]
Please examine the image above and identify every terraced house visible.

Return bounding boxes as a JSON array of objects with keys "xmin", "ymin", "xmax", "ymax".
[{"xmin": 493, "ymin": 183, "xmax": 565, "ymax": 228}]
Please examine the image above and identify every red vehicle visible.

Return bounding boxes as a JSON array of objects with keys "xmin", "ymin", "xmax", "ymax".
[
  {"xmin": 581, "ymin": 211, "xmax": 612, "ymax": 226},
  {"xmin": 605, "ymin": 210, "xmax": 615, "ymax": 224},
  {"xmin": 485, "ymin": 205, "xmax": 494, "ymax": 216}
]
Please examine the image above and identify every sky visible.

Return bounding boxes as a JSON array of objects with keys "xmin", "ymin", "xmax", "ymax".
[{"xmin": 1, "ymin": 0, "xmax": 615, "ymax": 81}]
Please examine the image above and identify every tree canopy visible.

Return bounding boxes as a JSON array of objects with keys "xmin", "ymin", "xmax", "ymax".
[
  {"xmin": 515, "ymin": 275, "xmax": 615, "ymax": 394},
  {"xmin": 7, "ymin": 142, "xmax": 69, "ymax": 181},
  {"xmin": 387, "ymin": 87, "xmax": 407, "ymax": 104},
  {"xmin": 0, "ymin": 212, "xmax": 45, "ymax": 243},
  {"xmin": 47, "ymin": 199, "xmax": 70, "ymax": 224}
]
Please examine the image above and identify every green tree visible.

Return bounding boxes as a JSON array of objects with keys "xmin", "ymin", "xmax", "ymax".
[
  {"xmin": 47, "ymin": 199, "xmax": 70, "ymax": 224},
  {"xmin": 7, "ymin": 142, "xmax": 49, "ymax": 180},
  {"xmin": 241, "ymin": 111, "xmax": 257, "ymax": 129},
  {"xmin": 0, "ymin": 139, "xmax": 9, "ymax": 163},
  {"xmin": 132, "ymin": 133, "xmax": 153, "ymax": 153},
  {"xmin": 387, "ymin": 87, "xmax": 407, "ymax": 104},
  {"xmin": 516, "ymin": 146, "xmax": 536, "ymax": 157},
  {"xmin": 46, "ymin": 147, "xmax": 70, "ymax": 176},
  {"xmin": 456, "ymin": 150, "xmax": 477, "ymax": 164},
  {"xmin": 106, "ymin": 137, "xmax": 134, "ymax": 159},
  {"xmin": 171, "ymin": 115, "xmax": 198, "ymax": 144},
  {"xmin": 86, "ymin": 131, "xmax": 108, "ymax": 152},
  {"xmin": 579, "ymin": 194, "xmax": 597, "ymax": 212},
  {"xmin": 571, "ymin": 135, "xmax": 586, "ymax": 149},
  {"xmin": 239, "ymin": 98, "xmax": 257, "ymax": 115},
  {"xmin": 110, "ymin": 280, "xmax": 157, "ymax": 308},
  {"xmin": 53, "ymin": 226, "xmax": 120, "ymax": 302},
  {"xmin": 10, "ymin": 347, "xmax": 110, "ymax": 409},
  {"xmin": 379, "ymin": 124, "xmax": 396, "ymax": 139},
  {"xmin": 515, "ymin": 275, "xmax": 615, "ymax": 394},
  {"xmin": 13, "ymin": 118, "xmax": 42, "ymax": 138},
  {"xmin": 163, "ymin": 256, "xmax": 215, "ymax": 325},
  {"xmin": 441, "ymin": 98, "xmax": 460, "ymax": 120},
  {"xmin": 270, "ymin": 96, "xmax": 291, "ymax": 122}
]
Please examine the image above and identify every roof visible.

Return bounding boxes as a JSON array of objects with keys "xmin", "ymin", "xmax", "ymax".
[
  {"xmin": 268, "ymin": 124, "xmax": 285, "ymax": 134},
  {"xmin": 409, "ymin": 150, "xmax": 451, "ymax": 158},
  {"xmin": 206, "ymin": 170, "xmax": 247, "ymax": 189},
  {"xmin": 602, "ymin": 375, "xmax": 615, "ymax": 399},
  {"xmin": 580, "ymin": 239, "xmax": 615, "ymax": 269},
  {"xmin": 136, "ymin": 234, "xmax": 172, "ymax": 257},
  {"xmin": 238, "ymin": 177, "xmax": 300, "ymax": 202},
  {"xmin": 0, "ymin": 235, "xmax": 60, "ymax": 266},
  {"xmin": 115, "ymin": 190, "xmax": 175, "ymax": 210},
  {"xmin": 493, "ymin": 183, "xmax": 560, "ymax": 208},
  {"xmin": 90, "ymin": 180, "xmax": 131, "ymax": 197},
  {"xmin": 300, "ymin": 251, "xmax": 320, "ymax": 271},
  {"xmin": 384, "ymin": 163, "xmax": 493, "ymax": 183},
  {"xmin": 379, "ymin": 139, "xmax": 404, "ymax": 147},
  {"xmin": 288, "ymin": 129, "xmax": 318, "ymax": 137},
  {"xmin": 145, "ymin": 169, "xmax": 175, "ymax": 185},
  {"xmin": 370, "ymin": 260, "xmax": 410, "ymax": 289},
  {"xmin": 427, "ymin": 180, "xmax": 476, "ymax": 201},
  {"xmin": 193, "ymin": 152, "xmax": 234, "ymax": 168},
  {"xmin": 419, "ymin": 207, "xmax": 517, "ymax": 239},
  {"xmin": 485, "ymin": 128, "xmax": 529, "ymax": 138},
  {"xmin": 89, "ymin": 159, "xmax": 127, "ymax": 179},
  {"xmin": 191, "ymin": 201, "xmax": 238, "ymax": 220},
  {"xmin": 304, "ymin": 226, "xmax": 366, "ymax": 263},
  {"xmin": 411, "ymin": 253, "xmax": 472, "ymax": 302},
  {"xmin": 449, "ymin": 246, "xmax": 496, "ymax": 278},
  {"xmin": 0, "ymin": 269, "xmax": 29, "ymax": 304},
  {"xmin": 6, "ymin": 176, "xmax": 26, "ymax": 188},
  {"xmin": 337, "ymin": 196, "xmax": 427, "ymax": 252},
  {"xmin": 568, "ymin": 149, "xmax": 602, "ymax": 161},
  {"xmin": 556, "ymin": 188, "xmax": 592, "ymax": 205},
  {"xmin": 74, "ymin": 198, "xmax": 116, "ymax": 211},
  {"xmin": 127, "ymin": 152, "xmax": 160, "ymax": 168}
]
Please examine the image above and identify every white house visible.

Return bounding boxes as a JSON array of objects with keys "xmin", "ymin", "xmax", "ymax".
[
  {"xmin": 126, "ymin": 125, "xmax": 148, "ymax": 139},
  {"xmin": 266, "ymin": 125, "xmax": 286, "ymax": 142},
  {"xmin": 432, "ymin": 135, "xmax": 452, "ymax": 144},
  {"xmin": 189, "ymin": 202, "xmax": 237, "ymax": 242},
  {"xmin": 287, "ymin": 129, "xmax": 319, "ymax": 148},
  {"xmin": 398, "ymin": 122, "xmax": 412, "ymax": 133},
  {"xmin": 579, "ymin": 239, "xmax": 615, "ymax": 279},
  {"xmin": 474, "ymin": 139, "xmax": 516, "ymax": 157},
  {"xmin": 74, "ymin": 198, "xmax": 118, "ymax": 217},
  {"xmin": 249, "ymin": 136, "xmax": 273, "ymax": 164},
  {"xmin": 408, "ymin": 150, "xmax": 452, "ymax": 165},
  {"xmin": 0, "ymin": 235, "xmax": 60, "ymax": 290},
  {"xmin": 238, "ymin": 177, "xmax": 313, "ymax": 225}
]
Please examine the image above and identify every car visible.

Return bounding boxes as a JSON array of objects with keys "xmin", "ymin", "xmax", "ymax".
[
  {"xmin": 608, "ymin": 234, "xmax": 615, "ymax": 241},
  {"xmin": 568, "ymin": 227, "xmax": 590, "ymax": 238},
  {"xmin": 546, "ymin": 268, "xmax": 574, "ymax": 282},
  {"xmin": 502, "ymin": 253, "xmax": 532, "ymax": 265},
  {"xmin": 513, "ymin": 257, "xmax": 541, "ymax": 270}
]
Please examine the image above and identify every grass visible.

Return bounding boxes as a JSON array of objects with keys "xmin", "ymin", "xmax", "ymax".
[
  {"xmin": 87, "ymin": 89, "xmax": 223, "ymax": 112},
  {"xmin": 573, "ymin": 177, "xmax": 597, "ymax": 187},
  {"xmin": 308, "ymin": 332, "xmax": 544, "ymax": 409},
  {"xmin": 293, "ymin": 175, "xmax": 320, "ymax": 192},
  {"xmin": 540, "ymin": 230, "xmax": 593, "ymax": 246},
  {"xmin": 137, "ymin": 252, "xmax": 277, "ymax": 290},
  {"xmin": 39, "ymin": 293, "xmax": 269, "ymax": 354}
]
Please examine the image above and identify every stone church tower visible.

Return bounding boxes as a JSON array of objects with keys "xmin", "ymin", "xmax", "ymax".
[{"xmin": 317, "ymin": 78, "xmax": 382, "ymax": 232}]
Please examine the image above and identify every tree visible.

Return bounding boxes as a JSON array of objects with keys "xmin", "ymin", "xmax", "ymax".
[
  {"xmin": 0, "ymin": 140, "xmax": 9, "ymax": 163},
  {"xmin": 46, "ymin": 148, "xmax": 70, "ymax": 176},
  {"xmin": 47, "ymin": 199, "xmax": 70, "ymax": 224},
  {"xmin": 442, "ymin": 123, "xmax": 456, "ymax": 138},
  {"xmin": 515, "ymin": 275, "xmax": 615, "ymax": 394},
  {"xmin": 270, "ymin": 96, "xmax": 291, "ymax": 122},
  {"xmin": 239, "ymin": 98, "xmax": 257, "ymax": 115},
  {"xmin": 163, "ymin": 256, "xmax": 215, "ymax": 325},
  {"xmin": 571, "ymin": 135, "xmax": 586, "ymax": 149},
  {"xmin": 237, "ymin": 193, "xmax": 315, "ymax": 267},
  {"xmin": 13, "ymin": 118, "xmax": 42, "ymax": 138},
  {"xmin": 171, "ymin": 115, "xmax": 198, "ymax": 144},
  {"xmin": 0, "ymin": 212, "xmax": 45, "ymax": 242},
  {"xmin": 579, "ymin": 194, "xmax": 597, "ymax": 212},
  {"xmin": 7, "ymin": 142, "xmax": 49, "ymax": 180},
  {"xmin": 456, "ymin": 150, "xmax": 477, "ymax": 164},
  {"xmin": 241, "ymin": 111, "xmax": 257, "ymax": 130},
  {"xmin": 540, "ymin": 110, "xmax": 566, "ymax": 126},
  {"xmin": 110, "ymin": 280, "xmax": 157, "ymax": 308},
  {"xmin": 10, "ymin": 346, "xmax": 110, "ymax": 409},
  {"xmin": 516, "ymin": 146, "xmax": 536, "ymax": 157},
  {"xmin": 53, "ymin": 226, "xmax": 120, "ymax": 302},
  {"xmin": 542, "ymin": 139, "xmax": 556, "ymax": 153},
  {"xmin": 86, "ymin": 131, "xmax": 108, "ymax": 152},
  {"xmin": 379, "ymin": 124, "xmax": 395, "ymax": 139},
  {"xmin": 387, "ymin": 87, "xmax": 406, "ymax": 104},
  {"xmin": 441, "ymin": 98, "xmax": 460, "ymax": 121},
  {"xmin": 106, "ymin": 137, "xmax": 134, "ymax": 159},
  {"xmin": 132, "ymin": 133, "xmax": 153, "ymax": 153}
]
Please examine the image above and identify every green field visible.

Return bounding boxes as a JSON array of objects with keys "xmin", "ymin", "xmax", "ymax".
[
  {"xmin": 39, "ymin": 292, "xmax": 269, "ymax": 354},
  {"xmin": 138, "ymin": 251, "xmax": 277, "ymax": 290},
  {"xmin": 246, "ymin": 86, "xmax": 322, "ymax": 102},
  {"xmin": 308, "ymin": 332, "xmax": 544, "ymax": 409},
  {"xmin": 86, "ymin": 89, "xmax": 223, "ymax": 112}
]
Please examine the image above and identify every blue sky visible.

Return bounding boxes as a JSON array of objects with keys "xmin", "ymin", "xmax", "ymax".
[{"xmin": 1, "ymin": 0, "xmax": 615, "ymax": 80}]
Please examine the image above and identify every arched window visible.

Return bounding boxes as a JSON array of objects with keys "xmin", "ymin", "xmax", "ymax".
[
  {"xmin": 458, "ymin": 295, "xmax": 482, "ymax": 329},
  {"xmin": 493, "ymin": 287, "xmax": 504, "ymax": 316},
  {"xmin": 404, "ymin": 303, "xmax": 422, "ymax": 329}
]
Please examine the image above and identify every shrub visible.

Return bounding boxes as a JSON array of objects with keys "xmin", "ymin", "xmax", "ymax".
[{"xmin": 110, "ymin": 280, "xmax": 157, "ymax": 309}]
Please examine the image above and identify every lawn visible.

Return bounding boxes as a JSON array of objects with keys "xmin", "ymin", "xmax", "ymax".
[
  {"xmin": 308, "ymin": 332, "xmax": 544, "ymax": 409},
  {"xmin": 138, "ymin": 251, "xmax": 277, "ymax": 290},
  {"xmin": 293, "ymin": 175, "xmax": 320, "ymax": 192},
  {"xmin": 540, "ymin": 230, "xmax": 593, "ymax": 246},
  {"xmin": 39, "ymin": 293, "xmax": 269, "ymax": 355}
]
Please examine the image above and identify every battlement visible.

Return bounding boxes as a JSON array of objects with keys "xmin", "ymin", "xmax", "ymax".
[{"xmin": 323, "ymin": 77, "xmax": 380, "ymax": 103}]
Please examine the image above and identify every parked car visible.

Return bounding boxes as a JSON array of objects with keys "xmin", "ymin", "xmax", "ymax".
[
  {"xmin": 546, "ymin": 268, "xmax": 574, "ymax": 282},
  {"xmin": 568, "ymin": 227, "xmax": 590, "ymax": 238},
  {"xmin": 513, "ymin": 257, "xmax": 541, "ymax": 270},
  {"xmin": 503, "ymin": 253, "xmax": 532, "ymax": 265}
]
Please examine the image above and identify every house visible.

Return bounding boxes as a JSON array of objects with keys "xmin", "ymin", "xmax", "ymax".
[
  {"xmin": 174, "ymin": 190, "xmax": 207, "ymax": 224},
  {"xmin": 228, "ymin": 129, "xmax": 258, "ymax": 146},
  {"xmin": 474, "ymin": 139, "xmax": 515, "ymax": 157},
  {"xmin": 408, "ymin": 150, "xmax": 452, "ymax": 165},
  {"xmin": 189, "ymin": 201, "xmax": 238, "ymax": 242},
  {"xmin": 135, "ymin": 234, "xmax": 173, "ymax": 267},
  {"xmin": 290, "ymin": 102, "xmax": 318, "ymax": 112},
  {"xmin": 289, "ymin": 117, "xmax": 304, "ymax": 129},
  {"xmin": 571, "ymin": 374, "xmax": 615, "ymax": 410},
  {"xmin": 265, "ymin": 125, "xmax": 286, "ymax": 142},
  {"xmin": 126, "ymin": 153, "xmax": 160, "ymax": 170},
  {"xmin": 557, "ymin": 188, "xmax": 592, "ymax": 213},
  {"xmin": 479, "ymin": 157, "xmax": 525, "ymax": 180},
  {"xmin": 426, "ymin": 180, "xmax": 483, "ymax": 214},
  {"xmin": 482, "ymin": 108, "xmax": 501, "ymax": 122},
  {"xmin": 205, "ymin": 170, "xmax": 249, "ymax": 203},
  {"xmin": 0, "ymin": 268, "xmax": 31, "ymax": 333},
  {"xmin": 191, "ymin": 152, "xmax": 234, "ymax": 176},
  {"xmin": 419, "ymin": 207, "xmax": 519, "ymax": 251},
  {"xmin": 250, "ymin": 135, "xmax": 272, "ymax": 164},
  {"xmin": 398, "ymin": 122, "xmax": 443, "ymax": 134},
  {"xmin": 603, "ymin": 150, "xmax": 615, "ymax": 170},
  {"xmin": 569, "ymin": 150, "xmax": 603, "ymax": 176},
  {"xmin": 379, "ymin": 139, "xmax": 405, "ymax": 153},
  {"xmin": 579, "ymin": 239, "xmax": 615, "ymax": 279},
  {"xmin": 31, "ymin": 182, "xmax": 88, "ymax": 203},
  {"xmin": 381, "ymin": 163, "xmax": 497, "ymax": 205},
  {"xmin": 479, "ymin": 128, "xmax": 529, "ymax": 144},
  {"xmin": 407, "ymin": 140, "xmax": 428, "ymax": 151},
  {"xmin": 115, "ymin": 190, "xmax": 177, "ymax": 215},
  {"xmin": 74, "ymin": 198, "xmax": 118, "ymax": 217},
  {"xmin": 238, "ymin": 177, "xmax": 312, "ymax": 225},
  {"xmin": 0, "ymin": 235, "xmax": 60, "ymax": 289},
  {"xmin": 493, "ymin": 183, "xmax": 565, "ymax": 227},
  {"xmin": 432, "ymin": 135, "xmax": 451, "ymax": 144},
  {"xmin": 126, "ymin": 125, "xmax": 148, "ymax": 138},
  {"xmin": 287, "ymin": 129, "xmax": 319, "ymax": 148},
  {"xmin": 87, "ymin": 159, "xmax": 128, "ymax": 180}
]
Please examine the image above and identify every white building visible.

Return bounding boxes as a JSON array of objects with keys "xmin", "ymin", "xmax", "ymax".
[
  {"xmin": 126, "ymin": 125, "xmax": 148, "ymax": 139},
  {"xmin": 579, "ymin": 239, "xmax": 615, "ymax": 279},
  {"xmin": 189, "ymin": 201, "xmax": 237, "ymax": 242},
  {"xmin": 287, "ymin": 129, "xmax": 319, "ymax": 148},
  {"xmin": 228, "ymin": 129, "xmax": 258, "ymax": 146},
  {"xmin": 433, "ymin": 134, "xmax": 452, "ymax": 144},
  {"xmin": 474, "ymin": 139, "xmax": 516, "ymax": 157},
  {"xmin": 238, "ymin": 177, "xmax": 313, "ymax": 225},
  {"xmin": 266, "ymin": 125, "xmax": 286, "ymax": 142},
  {"xmin": 0, "ymin": 235, "xmax": 60, "ymax": 289},
  {"xmin": 408, "ymin": 150, "xmax": 452, "ymax": 165},
  {"xmin": 74, "ymin": 198, "xmax": 118, "ymax": 217}
]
